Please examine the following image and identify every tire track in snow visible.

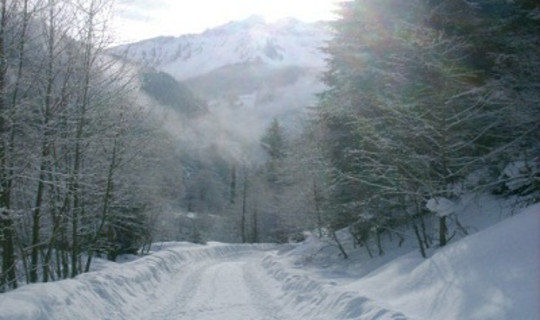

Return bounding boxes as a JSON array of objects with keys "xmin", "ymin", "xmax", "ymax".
[
  {"xmin": 173, "ymin": 257, "xmax": 279, "ymax": 320},
  {"xmin": 135, "ymin": 252, "xmax": 291, "ymax": 320},
  {"xmin": 242, "ymin": 255, "xmax": 293, "ymax": 320},
  {"xmin": 137, "ymin": 260, "xmax": 210, "ymax": 320}
]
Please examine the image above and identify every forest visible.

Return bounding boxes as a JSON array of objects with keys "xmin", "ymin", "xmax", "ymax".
[{"xmin": 1, "ymin": 0, "xmax": 539, "ymax": 293}]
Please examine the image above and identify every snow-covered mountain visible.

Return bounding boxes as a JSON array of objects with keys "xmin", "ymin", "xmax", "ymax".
[
  {"xmin": 111, "ymin": 15, "xmax": 331, "ymax": 80},
  {"xmin": 111, "ymin": 16, "xmax": 332, "ymax": 162}
]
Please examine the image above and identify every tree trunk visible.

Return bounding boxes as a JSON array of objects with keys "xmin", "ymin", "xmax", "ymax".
[
  {"xmin": 413, "ymin": 223, "xmax": 427, "ymax": 258},
  {"xmin": 313, "ymin": 178, "xmax": 323, "ymax": 238},
  {"xmin": 0, "ymin": 0, "xmax": 17, "ymax": 291},
  {"xmin": 251, "ymin": 205, "xmax": 258, "ymax": 243},
  {"xmin": 331, "ymin": 230, "xmax": 348, "ymax": 259},
  {"xmin": 230, "ymin": 164, "xmax": 236, "ymax": 204},
  {"xmin": 420, "ymin": 214, "xmax": 430, "ymax": 248},
  {"xmin": 439, "ymin": 215, "xmax": 447, "ymax": 247},
  {"xmin": 30, "ymin": 165, "xmax": 46, "ymax": 283},
  {"xmin": 30, "ymin": 96, "xmax": 53, "ymax": 283},
  {"xmin": 85, "ymin": 138, "xmax": 118, "ymax": 272},
  {"xmin": 71, "ymin": 0, "xmax": 97, "ymax": 278},
  {"xmin": 240, "ymin": 174, "xmax": 248, "ymax": 243},
  {"xmin": 375, "ymin": 229, "xmax": 384, "ymax": 256}
]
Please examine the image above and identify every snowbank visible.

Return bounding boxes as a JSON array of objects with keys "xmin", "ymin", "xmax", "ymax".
[
  {"xmin": 262, "ymin": 254, "xmax": 410, "ymax": 319},
  {"xmin": 260, "ymin": 203, "xmax": 539, "ymax": 320},
  {"xmin": 426, "ymin": 197, "xmax": 455, "ymax": 217},
  {"xmin": 346, "ymin": 203, "xmax": 540, "ymax": 320},
  {"xmin": 0, "ymin": 243, "xmax": 275, "ymax": 320}
]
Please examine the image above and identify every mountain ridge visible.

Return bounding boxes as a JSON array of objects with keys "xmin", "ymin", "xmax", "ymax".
[
  {"xmin": 110, "ymin": 15, "xmax": 331, "ymax": 80},
  {"xmin": 109, "ymin": 15, "xmax": 332, "ymax": 164}
]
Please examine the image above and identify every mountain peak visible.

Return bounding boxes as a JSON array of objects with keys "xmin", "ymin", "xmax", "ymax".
[
  {"xmin": 110, "ymin": 16, "xmax": 331, "ymax": 80},
  {"xmin": 202, "ymin": 14, "xmax": 266, "ymax": 37}
]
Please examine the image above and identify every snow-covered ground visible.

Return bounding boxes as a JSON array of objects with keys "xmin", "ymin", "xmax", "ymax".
[{"xmin": 0, "ymin": 203, "xmax": 538, "ymax": 320}]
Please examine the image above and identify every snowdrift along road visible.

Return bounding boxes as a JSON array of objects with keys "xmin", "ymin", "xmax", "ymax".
[
  {"xmin": 0, "ymin": 241, "xmax": 408, "ymax": 320},
  {"xmin": 0, "ymin": 204, "xmax": 538, "ymax": 320}
]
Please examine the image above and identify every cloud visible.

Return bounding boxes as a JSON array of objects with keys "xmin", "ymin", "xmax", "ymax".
[
  {"xmin": 115, "ymin": 0, "xmax": 171, "ymax": 21},
  {"xmin": 112, "ymin": 0, "xmax": 338, "ymax": 44},
  {"xmin": 117, "ymin": 0, "xmax": 170, "ymax": 10}
]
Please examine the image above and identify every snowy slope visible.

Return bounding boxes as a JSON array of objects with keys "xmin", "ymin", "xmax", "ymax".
[
  {"xmin": 111, "ymin": 15, "xmax": 330, "ymax": 80},
  {"xmin": 265, "ymin": 203, "xmax": 540, "ymax": 320},
  {"xmin": 347, "ymin": 203, "xmax": 540, "ymax": 320}
]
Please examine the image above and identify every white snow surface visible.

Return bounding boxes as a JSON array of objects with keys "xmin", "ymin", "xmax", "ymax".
[
  {"xmin": 0, "ymin": 204, "xmax": 538, "ymax": 320},
  {"xmin": 111, "ymin": 16, "xmax": 331, "ymax": 80},
  {"xmin": 426, "ymin": 197, "xmax": 456, "ymax": 217},
  {"xmin": 345, "ymin": 203, "xmax": 540, "ymax": 320},
  {"xmin": 501, "ymin": 160, "xmax": 539, "ymax": 191}
]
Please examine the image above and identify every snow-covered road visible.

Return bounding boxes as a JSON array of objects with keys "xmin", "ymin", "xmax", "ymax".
[
  {"xmin": 2, "ymin": 204, "xmax": 538, "ymax": 320},
  {"xmin": 138, "ymin": 252, "xmax": 290, "ymax": 320},
  {"xmin": 0, "ymin": 244, "xmax": 408, "ymax": 320}
]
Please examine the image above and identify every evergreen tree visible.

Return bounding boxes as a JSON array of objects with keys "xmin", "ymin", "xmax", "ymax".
[
  {"xmin": 258, "ymin": 118, "xmax": 289, "ymax": 241},
  {"xmin": 261, "ymin": 118, "xmax": 286, "ymax": 161},
  {"xmin": 316, "ymin": 0, "xmax": 539, "ymax": 252}
]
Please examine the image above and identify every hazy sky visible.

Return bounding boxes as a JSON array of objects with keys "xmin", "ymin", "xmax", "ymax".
[{"xmin": 112, "ymin": 0, "xmax": 339, "ymax": 44}]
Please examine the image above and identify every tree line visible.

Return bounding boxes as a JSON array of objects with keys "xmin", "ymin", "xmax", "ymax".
[{"xmin": 0, "ymin": 0, "xmax": 184, "ymax": 292}]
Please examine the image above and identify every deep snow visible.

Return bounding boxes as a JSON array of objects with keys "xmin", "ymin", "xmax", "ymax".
[{"xmin": 0, "ymin": 203, "xmax": 538, "ymax": 320}]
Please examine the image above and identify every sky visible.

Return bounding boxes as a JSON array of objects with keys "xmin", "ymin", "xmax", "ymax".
[{"xmin": 112, "ymin": 0, "xmax": 340, "ymax": 44}]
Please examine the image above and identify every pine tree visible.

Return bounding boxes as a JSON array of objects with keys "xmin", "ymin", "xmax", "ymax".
[
  {"xmin": 258, "ymin": 118, "xmax": 289, "ymax": 241},
  {"xmin": 316, "ymin": 0, "xmax": 539, "ymax": 252}
]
